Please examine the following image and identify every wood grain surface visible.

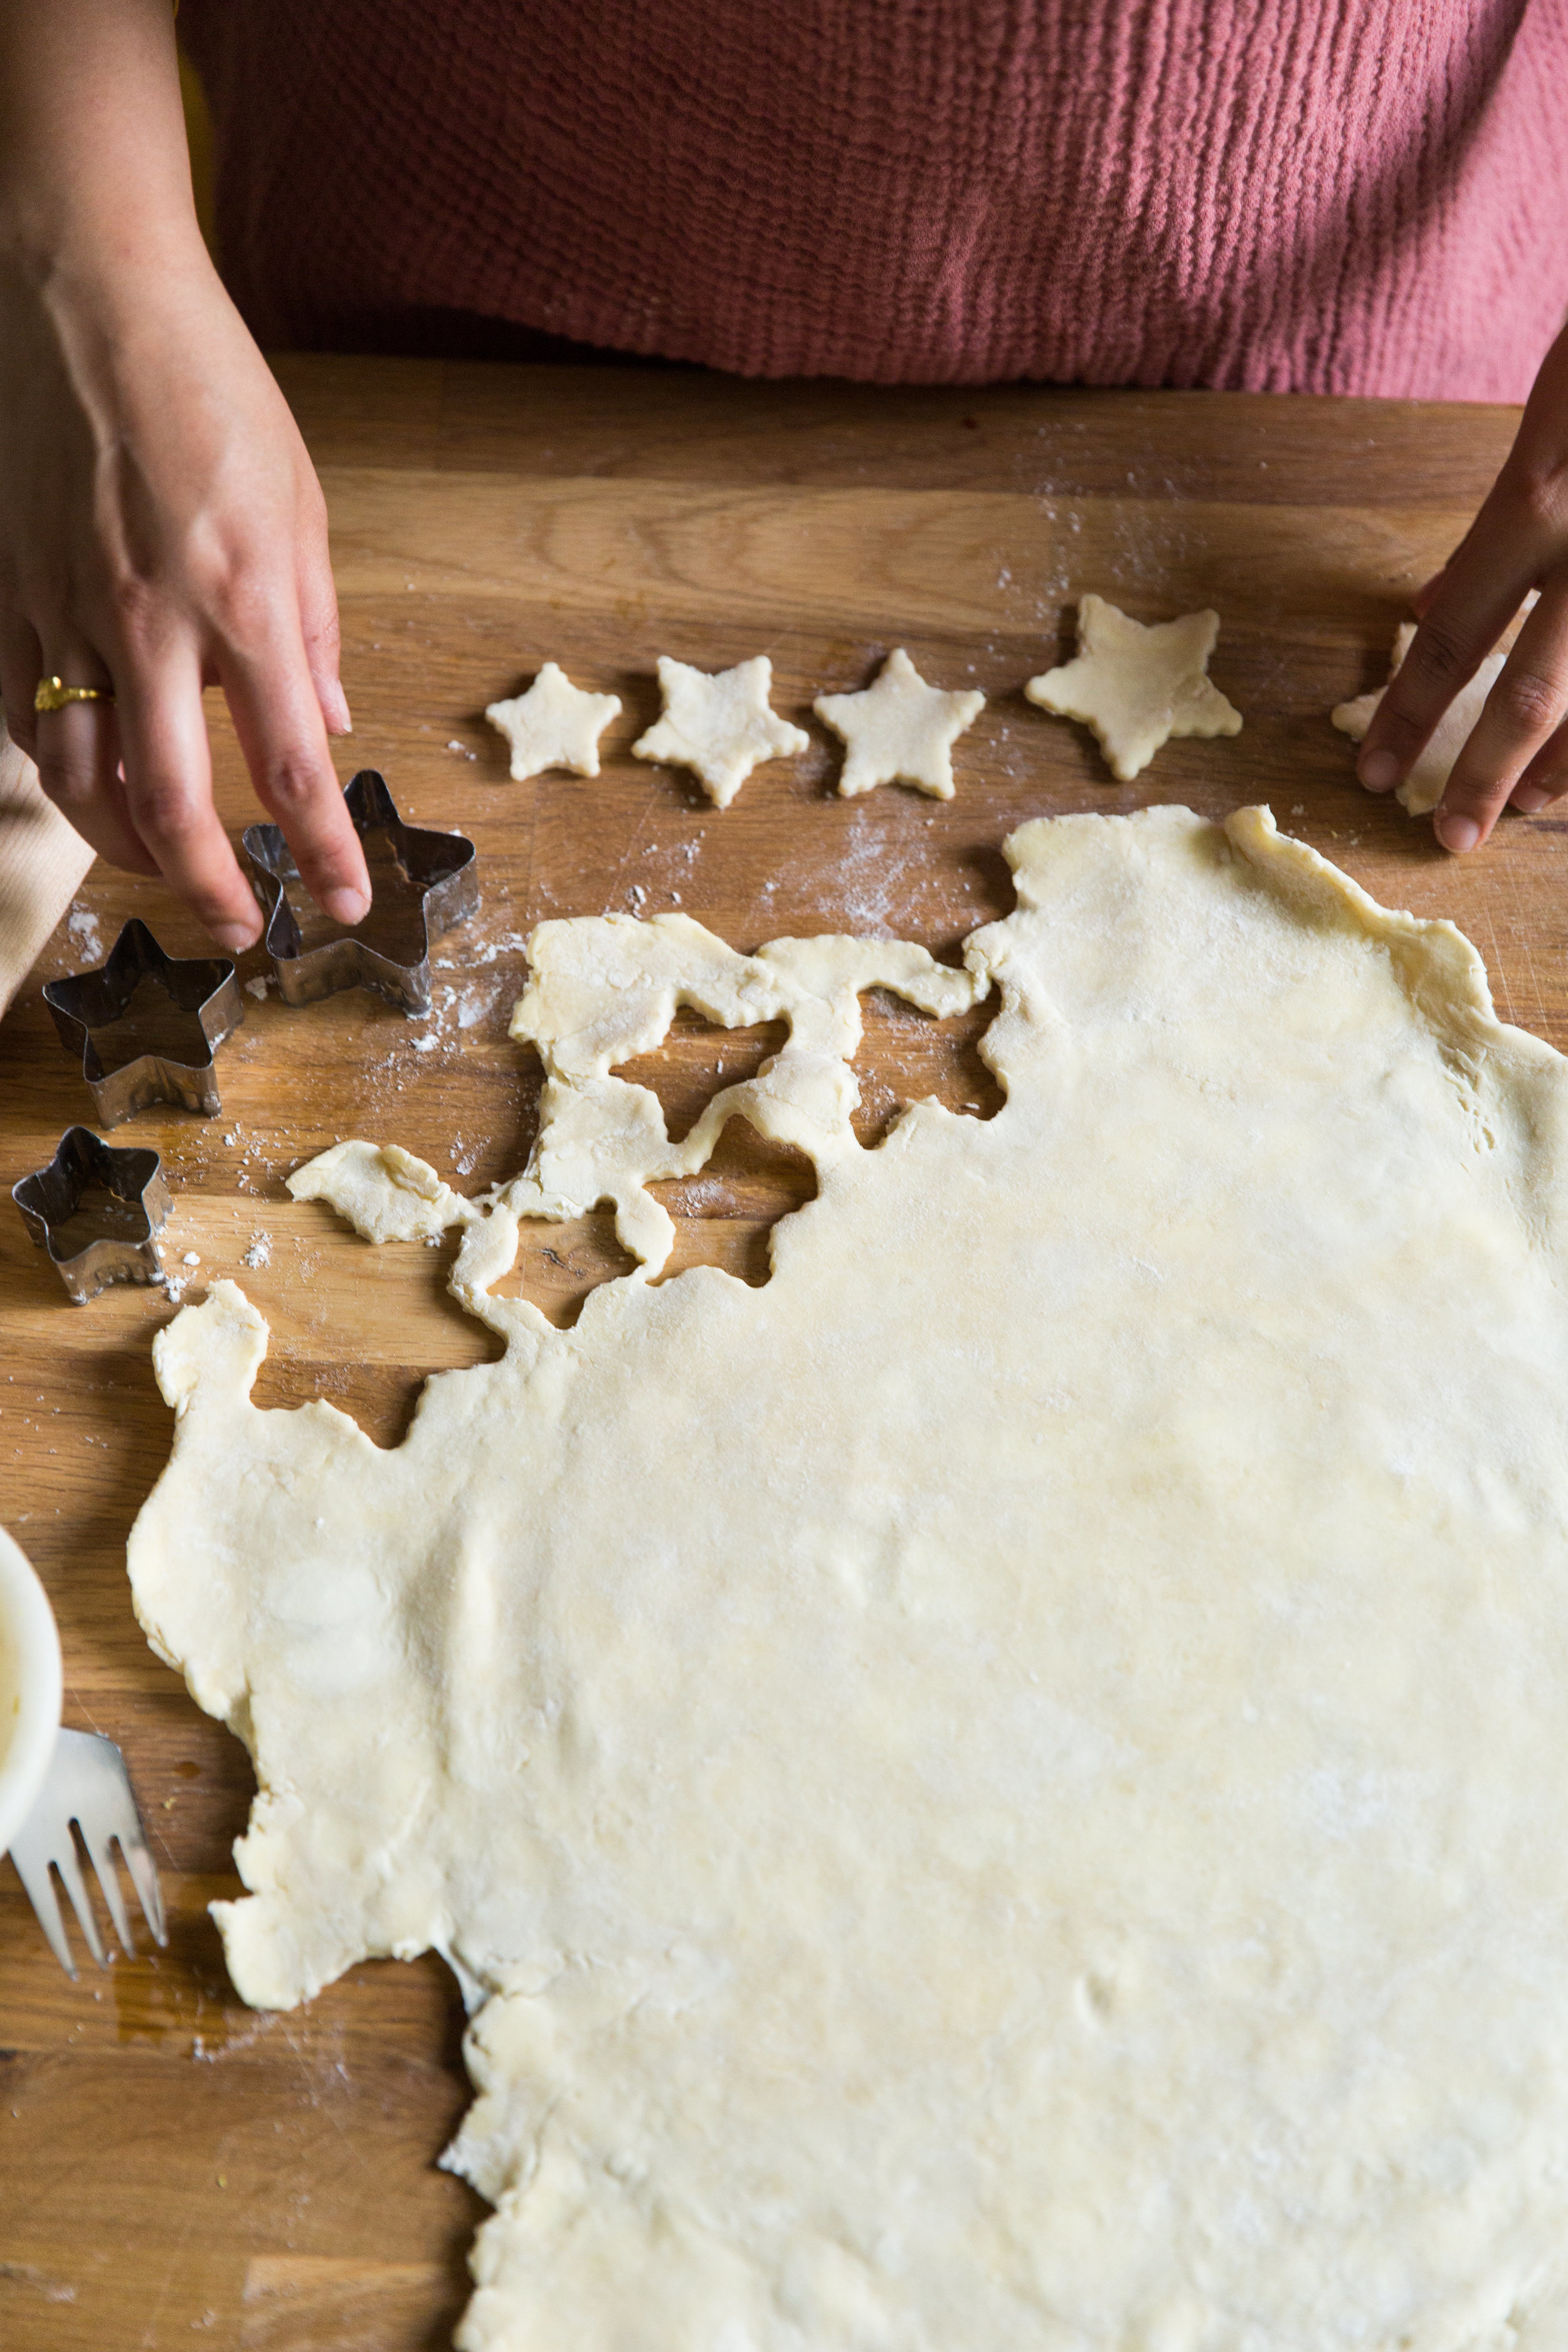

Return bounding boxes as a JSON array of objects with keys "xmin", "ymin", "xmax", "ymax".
[{"xmin": 0, "ymin": 356, "xmax": 1554, "ymax": 2349}]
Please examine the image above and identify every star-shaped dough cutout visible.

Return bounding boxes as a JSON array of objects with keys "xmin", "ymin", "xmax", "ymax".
[
  {"xmin": 1330, "ymin": 601, "xmax": 1536, "ymax": 816},
  {"xmin": 632, "ymin": 655, "xmax": 809, "ymax": 810},
  {"xmin": 1026, "ymin": 595, "xmax": 1242, "ymax": 782},
  {"xmin": 485, "ymin": 662, "xmax": 622, "ymax": 781},
  {"xmin": 813, "ymin": 648, "xmax": 986, "ymax": 800}
]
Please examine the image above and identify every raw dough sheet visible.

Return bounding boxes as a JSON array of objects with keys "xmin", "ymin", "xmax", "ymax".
[{"xmin": 130, "ymin": 807, "xmax": 1568, "ymax": 2351}]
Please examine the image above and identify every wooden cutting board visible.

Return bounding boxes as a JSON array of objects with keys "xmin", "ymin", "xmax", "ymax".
[{"xmin": 0, "ymin": 356, "xmax": 1555, "ymax": 2349}]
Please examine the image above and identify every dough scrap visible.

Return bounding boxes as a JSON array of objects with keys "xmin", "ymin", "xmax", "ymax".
[
  {"xmin": 286, "ymin": 1140, "xmax": 477, "ymax": 1244},
  {"xmin": 1330, "ymin": 602, "xmax": 1535, "ymax": 815},
  {"xmin": 485, "ymin": 664, "xmax": 622, "ymax": 782},
  {"xmin": 129, "ymin": 807, "xmax": 1568, "ymax": 2352},
  {"xmin": 813, "ymin": 647, "xmax": 985, "ymax": 799},
  {"xmin": 1027, "ymin": 593, "xmax": 1242, "ymax": 780},
  {"xmin": 632, "ymin": 654, "xmax": 809, "ymax": 808}
]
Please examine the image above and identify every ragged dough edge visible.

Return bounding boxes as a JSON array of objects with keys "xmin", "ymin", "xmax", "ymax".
[
  {"xmin": 1221, "ymin": 800, "xmax": 1568, "ymax": 1196},
  {"xmin": 973, "ymin": 800, "xmax": 1523, "ymax": 1078},
  {"xmin": 134, "ymin": 1275, "xmax": 516, "ymax": 2008},
  {"xmin": 1222, "ymin": 805, "xmax": 1498, "ymax": 1040},
  {"xmin": 134, "ymin": 1283, "xmax": 380, "ymax": 2002}
]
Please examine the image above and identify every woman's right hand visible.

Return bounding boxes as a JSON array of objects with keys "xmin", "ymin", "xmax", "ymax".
[{"xmin": 0, "ymin": 0, "xmax": 369, "ymax": 951}]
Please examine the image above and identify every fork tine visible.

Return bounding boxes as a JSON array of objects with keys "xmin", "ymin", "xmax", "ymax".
[
  {"xmin": 117, "ymin": 1824, "xmax": 167, "ymax": 1948},
  {"xmin": 51, "ymin": 1836, "xmax": 107, "ymax": 1970},
  {"xmin": 79, "ymin": 1822, "xmax": 134, "ymax": 1957},
  {"xmin": 7, "ymin": 1845, "xmax": 77, "ymax": 1979},
  {"xmin": 74, "ymin": 1729, "xmax": 168, "ymax": 1946}
]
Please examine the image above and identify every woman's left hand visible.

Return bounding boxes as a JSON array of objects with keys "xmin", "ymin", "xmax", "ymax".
[{"xmin": 1355, "ymin": 317, "xmax": 1568, "ymax": 851}]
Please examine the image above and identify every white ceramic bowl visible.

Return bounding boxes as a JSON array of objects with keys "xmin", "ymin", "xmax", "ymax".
[{"xmin": 0, "ymin": 1526, "xmax": 62, "ymax": 1855}]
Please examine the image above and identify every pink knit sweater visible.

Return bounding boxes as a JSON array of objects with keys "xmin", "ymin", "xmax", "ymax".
[{"xmin": 181, "ymin": 1, "xmax": 1567, "ymax": 400}]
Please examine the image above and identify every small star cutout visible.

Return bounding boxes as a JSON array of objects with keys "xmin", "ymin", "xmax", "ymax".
[
  {"xmin": 632, "ymin": 655, "xmax": 809, "ymax": 810},
  {"xmin": 814, "ymin": 649, "xmax": 986, "ymax": 800},
  {"xmin": 1026, "ymin": 595, "xmax": 1242, "ymax": 782},
  {"xmin": 485, "ymin": 662, "xmax": 622, "ymax": 781}
]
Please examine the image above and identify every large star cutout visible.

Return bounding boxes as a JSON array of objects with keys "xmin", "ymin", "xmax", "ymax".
[
  {"xmin": 485, "ymin": 662, "xmax": 622, "ymax": 781},
  {"xmin": 1330, "ymin": 601, "xmax": 1536, "ymax": 816},
  {"xmin": 814, "ymin": 648, "xmax": 986, "ymax": 800},
  {"xmin": 1027, "ymin": 595, "xmax": 1242, "ymax": 782},
  {"xmin": 632, "ymin": 655, "xmax": 809, "ymax": 810}
]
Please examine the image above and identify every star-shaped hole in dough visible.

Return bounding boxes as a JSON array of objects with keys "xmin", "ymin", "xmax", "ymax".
[
  {"xmin": 485, "ymin": 662, "xmax": 622, "ymax": 781},
  {"xmin": 814, "ymin": 648, "xmax": 986, "ymax": 800},
  {"xmin": 1026, "ymin": 594, "xmax": 1242, "ymax": 782},
  {"xmin": 632, "ymin": 655, "xmax": 809, "ymax": 810},
  {"xmin": 1330, "ymin": 597, "xmax": 1536, "ymax": 817}
]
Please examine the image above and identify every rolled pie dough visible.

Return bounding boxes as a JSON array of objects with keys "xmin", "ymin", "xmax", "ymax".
[{"xmin": 129, "ymin": 807, "xmax": 1568, "ymax": 2351}]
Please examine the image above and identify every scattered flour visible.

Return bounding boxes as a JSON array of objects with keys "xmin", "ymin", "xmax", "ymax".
[
  {"xmin": 470, "ymin": 932, "xmax": 529, "ymax": 968},
  {"xmin": 827, "ymin": 810, "xmax": 928, "ymax": 936},
  {"xmin": 243, "ymin": 1234, "xmax": 273, "ymax": 1271},
  {"xmin": 66, "ymin": 904, "xmax": 102, "ymax": 962}
]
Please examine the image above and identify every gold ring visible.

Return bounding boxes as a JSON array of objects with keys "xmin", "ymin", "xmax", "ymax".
[{"xmin": 34, "ymin": 675, "xmax": 115, "ymax": 714}]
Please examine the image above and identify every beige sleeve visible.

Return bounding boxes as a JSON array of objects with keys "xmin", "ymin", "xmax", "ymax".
[{"xmin": 0, "ymin": 719, "xmax": 93, "ymax": 1019}]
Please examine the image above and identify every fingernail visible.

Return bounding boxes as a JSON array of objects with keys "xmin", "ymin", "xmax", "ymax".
[
  {"xmin": 1434, "ymin": 810, "xmax": 1480, "ymax": 854},
  {"xmin": 1358, "ymin": 751, "xmax": 1400, "ymax": 792},
  {"xmin": 327, "ymin": 682, "xmax": 353, "ymax": 734},
  {"xmin": 324, "ymin": 886, "xmax": 370, "ymax": 926},
  {"xmin": 213, "ymin": 921, "xmax": 258, "ymax": 955},
  {"xmin": 1513, "ymin": 786, "xmax": 1551, "ymax": 813}
]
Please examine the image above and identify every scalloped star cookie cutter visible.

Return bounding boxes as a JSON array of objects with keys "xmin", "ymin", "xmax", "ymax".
[
  {"xmin": 632, "ymin": 655, "xmax": 808, "ymax": 809},
  {"xmin": 1027, "ymin": 595, "xmax": 1242, "ymax": 782},
  {"xmin": 815, "ymin": 649, "xmax": 985, "ymax": 800},
  {"xmin": 485, "ymin": 664, "xmax": 622, "ymax": 782}
]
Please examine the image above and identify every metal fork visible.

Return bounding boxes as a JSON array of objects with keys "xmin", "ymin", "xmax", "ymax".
[{"xmin": 7, "ymin": 1728, "xmax": 167, "ymax": 1976}]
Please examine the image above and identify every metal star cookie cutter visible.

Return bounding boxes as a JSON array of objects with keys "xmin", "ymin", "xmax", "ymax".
[
  {"xmin": 42, "ymin": 917, "xmax": 243, "ymax": 1127},
  {"xmin": 12, "ymin": 1126, "xmax": 171, "ymax": 1305},
  {"xmin": 242, "ymin": 769, "xmax": 479, "ymax": 1017}
]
